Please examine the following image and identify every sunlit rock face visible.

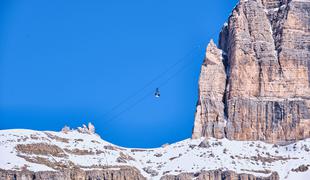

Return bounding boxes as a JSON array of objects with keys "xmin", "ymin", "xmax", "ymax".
[
  {"xmin": 161, "ymin": 170, "xmax": 279, "ymax": 180},
  {"xmin": 0, "ymin": 167, "xmax": 146, "ymax": 180},
  {"xmin": 193, "ymin": 0, "xmax": 310, "ymax": 143},
  {"xmin": 192, "ymin": 40, "xmax": 227, "ymax": 139}
]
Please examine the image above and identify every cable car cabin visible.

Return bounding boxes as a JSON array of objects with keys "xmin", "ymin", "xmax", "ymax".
[{"xmin": 155, "ymin": 88, "xmax": 160, "ymax": 98}]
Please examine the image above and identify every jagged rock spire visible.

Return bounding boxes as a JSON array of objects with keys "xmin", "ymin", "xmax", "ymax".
[{"xmin": 192, "ymin": 40, "xmax": 227, "ymax": 139}]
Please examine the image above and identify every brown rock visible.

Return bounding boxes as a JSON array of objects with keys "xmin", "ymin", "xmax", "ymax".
[
  {"xmin": 192, "ymin": 40, "xmax": 227, "ymax": 139},
  {"xmin": 192, "ymin": 0, "xmax": 310, "ymax": 143},
  {"xmin": 0, "ymin": 166, "xmax": 146, "ymax": 180},
  {"xmin": 160, "ymin": 170, "xmax": 279, "ymax": 180},
  {"xmin": 15, "ymin": 143, "xmax": 67, "ymax": 157}
]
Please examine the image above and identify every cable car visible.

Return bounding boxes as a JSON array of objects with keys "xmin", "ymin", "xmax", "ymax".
[{"xmin": 155, "ymin": 88, "xmax": 160, "ymax": 98}]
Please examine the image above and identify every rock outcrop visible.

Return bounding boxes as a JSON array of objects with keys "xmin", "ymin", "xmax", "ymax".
[
  {"xmin": 77, "ymin": 122, "xmax": 96, "ymax": 134},
  {"xmin": 161, "ymin": 170, "xmax": 279, "ymax": 180},
  {"xmin": 0, "ymin": 169, "xmax": 279, "ymax": 180},
  {"xmin": 192, "ymin": 40, "xmax": 227, "ymax": 139},
  {"xmin": 193, "ymin": 0, "xmax": 310, "ymax": 143},
  {"xmin": 0, "ymin": 167, "xmax": 146, "ymax": 180}
]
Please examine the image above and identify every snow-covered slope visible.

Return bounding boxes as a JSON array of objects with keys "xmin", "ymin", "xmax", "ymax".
[{"xmin": 0, "ymin": 129, "xmax": 309, "ymax": 179}]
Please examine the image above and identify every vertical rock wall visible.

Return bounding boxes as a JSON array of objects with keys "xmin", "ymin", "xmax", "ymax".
[
  {"xmin": 192, "ymin": 40, "xmax": 227, "ymax": 139},
  {"xmin": 193, "ymin": 0, "xmax": 310, "ymax": 143},
  {"xmin": 0, "ymin": 167, "xmax": 146, "ymax": 180},
  {"xmin": 160, "ymin": 170, "xmax": 279, "ymax": 180}
]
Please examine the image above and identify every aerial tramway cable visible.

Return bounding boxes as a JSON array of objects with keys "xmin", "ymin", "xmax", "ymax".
[
  {"xmin": 102, "ymin": 44, "xmax": 202, "ymax": 124},
  {"xmin": 102, "ymin": 45, "xmax": 201, "ymax": 119}
]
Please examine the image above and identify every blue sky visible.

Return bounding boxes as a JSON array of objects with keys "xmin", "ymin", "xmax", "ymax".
[{"xmin": 0, "ymin": 0, "xmax": 238, "ymax": 148}]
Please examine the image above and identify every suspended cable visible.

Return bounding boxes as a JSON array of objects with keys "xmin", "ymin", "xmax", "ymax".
[
  {"xmin": 158, "ymin": 54, "xmax": 198, "ymax": 88},
  {"xmin": 103, "ymin": 89, "xmax": 154, "ymax": 125},
  {"xmin": 102, "ymin": 45, "xmax": 202, "ymax": 119},
  {"xmin": 102, "ymin": 47, "xmax": 201, "ymax": 124}
]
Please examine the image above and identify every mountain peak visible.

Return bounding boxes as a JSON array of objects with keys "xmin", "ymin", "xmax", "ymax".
[{"xmin": 192, "ymin": 0, "xmax": 310, "ymax": 143}]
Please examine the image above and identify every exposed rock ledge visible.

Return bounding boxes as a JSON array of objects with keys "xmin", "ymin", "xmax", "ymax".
[
  {"xmin": 0, "ymin": 167, "xmax": 146, "ymax": 180},
  {"xmin": 161, "ymin": 170, "xmax": 279, "ymax": 180},
  {"xmin": 0, "ymin": 168, "xmax": 279, "ymax": 180}
]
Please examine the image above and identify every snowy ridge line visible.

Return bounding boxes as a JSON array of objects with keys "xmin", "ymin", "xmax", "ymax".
[{"xmin": 0, "ymin": 129, "xmax": 310, "ymax": 180}]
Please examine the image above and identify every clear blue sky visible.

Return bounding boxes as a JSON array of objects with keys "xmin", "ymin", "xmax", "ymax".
[{"xmin": 0, "ymin": 0, "xmax": 238, "ymax": 148}]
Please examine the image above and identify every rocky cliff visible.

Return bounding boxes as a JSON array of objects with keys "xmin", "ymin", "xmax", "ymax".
[
  {"xmin": 193, "ymin": 0, "xmax": 310, "ymax": 143},
  {"xmin": 161, "ymin": 171, "xmax": 279, "ymax": 180},
  {"xmin": 0, "ymin": 169, "xmax": 280, "ymax": 180},
  {"xmin": 0, "ymin": 167, "xmax": 146, "ymax": 180}
]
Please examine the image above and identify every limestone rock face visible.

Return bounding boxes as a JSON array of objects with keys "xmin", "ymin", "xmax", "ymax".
[
  {"xmin": 0, "ymin": 169, "xmax": 279, "ymax": 180},
  {"xmin": 160, "ymin": 170, "xmax": 279, "ymax": 180},
  {"xmin": 193, "ymin": 0, "xmax": 310, "ymax": 143},
  {"xmin": 0, "ymin": 167, "xmax": 146, "ymax": 180},
  {"xmin": 192, "ymin": 40, "xmax": 227, "ymax": 139}
]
